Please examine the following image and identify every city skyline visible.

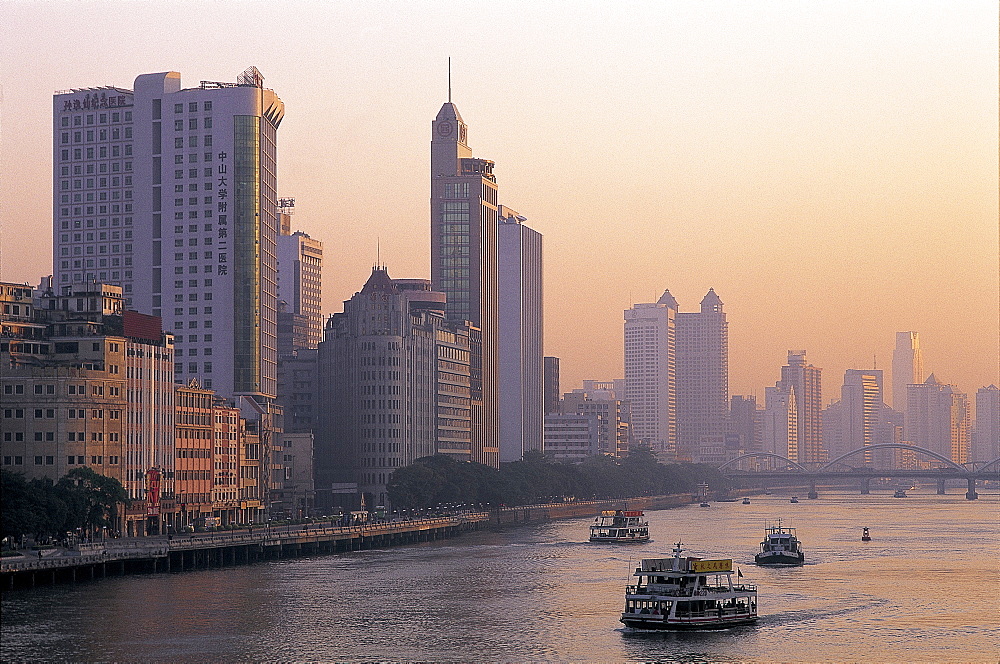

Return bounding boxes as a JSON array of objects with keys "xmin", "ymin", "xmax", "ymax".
[{"xmin": 1, "ymin": 2, "xmax": 996, "ymax": 405}]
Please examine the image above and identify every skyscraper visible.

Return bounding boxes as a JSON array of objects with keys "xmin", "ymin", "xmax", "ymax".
[
  {"xmin": 822, "ymin": 369, "xmax": 883, "ymax": 463},
  {"xmin": 497, "ymin": 207, "xmax": 543, "ymax": 462},
  {"xmin": 676, "ymin": 289, "xmax": 729, "ymax": 461},
  {"xmin": 762, "ymin": 384, "xmax": 797, "ymax": 460},
  {"xmin": 276, "ymin": 206, "xmax": 323, "ymax": 354},
  {"xmin": 905, "ymin": 374, "xmax": 970, "ymax": 463},
  {"xmin": 892, "ymin": 332, "xmax": 924, "ymax": 413},
  {"xmin": 430, "ymin": 98, "xmax": 499, "ymax": 467},
  {"xmin": 973, "ymin": 385, "xmax": 1000, "ymax": 462},
  {"xmin": 52, "ymin": 67, "xmax": 284, "ymax": 399},
  {"xmin": 624, "ymin": 291, "xmax": 677, "ymax": 456},
  {"xmin": 543, "ymin": 356, "xmax": 561, "ymax": 415},
  {"xmin": 777, "ymin": 351, "xmax": 825, "ymax": 463}
]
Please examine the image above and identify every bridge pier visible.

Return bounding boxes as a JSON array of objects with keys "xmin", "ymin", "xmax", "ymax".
[
  {"xmin": 807, "ymin": 480, "xmax": 818, "ymax": 500},
  {"xmin": 937, "ymin": 479, "xmax": 946, "ymax": 495},
  {"xmin": 966, "ymin": 478, "xmax": 978, "ymax": 500},
  {"xmin": 860, "ymin": 478, "xmax": 870, "ymax": 494}
]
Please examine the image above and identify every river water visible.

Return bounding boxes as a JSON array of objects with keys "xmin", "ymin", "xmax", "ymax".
[{"xmin": 2, "ymin": 488, "xmax": 997, "ymax": 663}]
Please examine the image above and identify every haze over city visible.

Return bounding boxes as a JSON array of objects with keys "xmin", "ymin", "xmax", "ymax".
[{"xmin": 1, "ymin": 0, "xmax": 996, "ymax": 403}]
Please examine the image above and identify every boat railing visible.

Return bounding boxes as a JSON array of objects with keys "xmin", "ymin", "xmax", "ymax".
[{"xmin": 628, "ymin": 583, "xmax": 756, "ymax": 596}]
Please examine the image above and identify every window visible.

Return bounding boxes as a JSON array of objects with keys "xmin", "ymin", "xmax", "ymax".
[
  {"xmin": 189, "ymin": 102, "xmax": 198, "ymax": 112},
  {"xmin": 204, "ymin": 101, "xmax": 212, "ymax": 111},
  {"xmin": 175, "ymin": 103, "xmax": 183, "ymax": 113},
  {"xmin": 175, "ymin": 138, "xmax": 184, "ymax": 149},
  {"xmin": 175, "ymin": 120, "xmax": 183, "ymax": 131}
]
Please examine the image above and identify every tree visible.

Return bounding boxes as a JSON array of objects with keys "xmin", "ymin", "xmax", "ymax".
[{"xmin": 56, "ymin": 467, "xmax": 128, "ymax": 535}]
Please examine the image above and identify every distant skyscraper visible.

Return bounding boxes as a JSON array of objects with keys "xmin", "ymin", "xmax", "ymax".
[
  {"xmin": 624, "ymin": 291, "xmax": 677, "ymax": 456},
  {"xmin": 892, "ymin": 332, "xmax": 924, "ymax": 412},
  {"xmin": 973, "ymin": 385, "xmax": 1000, "ymax": 462},
  {"xmin": 430, "ymin": 98, "xmax": 499, "ymax": 468},
  {"xmin": 276, "ymin": 206, "xmax": 323, "ymax": 353},
  {"xmin": 676, "ymin": 289, "xmax": 728, "ymax": 461},
  {"xmin": 543, "ymin": 356, "xmax": 561, "ymax": 415},
  {"xmin": 905, "ymin": 374, "xmax": 970, "ymax": 463},
  {"xmin": 52, "ymin": 67, "xmax": 284, "ymax": 398},
  {"xmin": 729, "ymin": 395, "xmax": 762, "ymax": 454},
  {"xmin": 497, "ymin": 207, "xmax": 543, "ymax": 462},
  {"xmin": 763, "ymin": 384, "xmax": 797, "ymax": 460},
  {"xmin": 778, "ymin": 351, "xmax": 825, "ymax": 463},
  {"xmin": 822, "ymin": 369, "xmax": 883, "ymax": 463}
]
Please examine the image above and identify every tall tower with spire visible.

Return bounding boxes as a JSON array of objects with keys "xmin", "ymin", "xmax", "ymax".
[{"xmin": 430, "ymin": 91, "xmax": 500, "ymax": 468}]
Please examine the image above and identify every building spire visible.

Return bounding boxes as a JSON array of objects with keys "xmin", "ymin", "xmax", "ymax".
[{"xmin": 448, "ymin": 57, "xmax": 452, "ymax": 103}]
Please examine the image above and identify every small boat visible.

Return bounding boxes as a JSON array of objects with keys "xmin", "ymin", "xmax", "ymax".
[
  {"xmin": 861, "ymin": 527, "xmax": 871, "ymax": 542},
  {"xmin": 742, "ymin": 498, "xmax": 751, "ymax": 505},
  {"xmin": 620, "ymin": 542, "xmax": 758, "ymax": 630},
  {"xmin": 699, "ymin": 502, "xmax": 711, "ymax": 508},
  {"xmin": 789, "ymin": 496, "xmax": 799, "ymax": 503},
  {"xmin": 589, "ymin": 510, "xmax": 650, "ymax": 543},
  {"xmin": 893, "ymin": 489, "xmax": 907, "ymax": 498},
  {"xmin": 754, "ymin": 521, "xmax": 805, "ymax": 566}
]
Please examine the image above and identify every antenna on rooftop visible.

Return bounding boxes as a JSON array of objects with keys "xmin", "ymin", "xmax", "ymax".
[{"xmin": 448, "ymin": 57, "xmax": 452, "ymax": 103}]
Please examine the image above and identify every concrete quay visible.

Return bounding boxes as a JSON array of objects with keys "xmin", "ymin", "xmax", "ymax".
[{"xmin": 1, "ymin": 494, "xmax": 694, "ymax": 591}]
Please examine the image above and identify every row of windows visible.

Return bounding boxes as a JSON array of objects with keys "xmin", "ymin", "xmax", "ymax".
[
  {"xmin": 60, "ymin": 213, "xmax": 132, "ymax": 227},
  {"xmin": 175, "ymin": 362, "xmax": 213, "ymax": 373},
  {"xmin": 61, "ymin": 112, "xmax": 131, "ymax": 127},
  {"xmin": 175, "ymin": 101, "xmax": 212, "ymax": 113},
  {"xmin": 175, "ymin": 117, "xmax": 213, "ymax": 130},
  {"xmin": 173, "ymin": 135, "xmax": 213, "ymax": 150},
  {"xmin": 61, "ymin": 127, "xmax": 132, "ymax": 143},
  {"xmin": 58, "ymin": 147, "xmax": 133, "ymax": 165}
]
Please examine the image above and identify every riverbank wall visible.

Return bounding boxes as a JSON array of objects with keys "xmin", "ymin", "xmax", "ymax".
[{"xmin": 1, "ymin": 494, "xmax": 693, "ymax": 591}]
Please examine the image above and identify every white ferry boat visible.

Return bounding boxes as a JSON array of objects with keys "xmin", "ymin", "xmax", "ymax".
[
  {"xmin": 754, "ymin": 521, "xmax": 805, "ymax": 566},
  {"xmin": 589, "ymin": 510, "xmax": 650, "ymax": 543},
  {"xmin": 621, "ymin": 543, "xmax": 758, "ymax": 630}
]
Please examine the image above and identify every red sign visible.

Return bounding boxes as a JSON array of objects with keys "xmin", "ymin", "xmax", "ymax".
[
  {"xmin": 145, "ymin": 468, "xmax": 161, "ymax": 515},
  {"xmin": 124, "ymin": 311, "xmax": 163, "ymax": 342}
]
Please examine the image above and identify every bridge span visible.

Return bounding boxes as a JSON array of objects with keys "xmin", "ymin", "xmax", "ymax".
[{"xmin": 718, "ymin": 444, "xmax": 1000, "ymax": 500}]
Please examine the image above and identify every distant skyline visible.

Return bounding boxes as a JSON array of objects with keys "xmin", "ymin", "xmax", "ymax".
[{"xmin": 1, "ymin": 1, "xmax": 996, "ymax": 407}]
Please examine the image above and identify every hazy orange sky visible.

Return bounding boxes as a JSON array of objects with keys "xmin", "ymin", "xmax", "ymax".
[{"xmin": 1, "ymin": 1, "xmax": 996, "ymax": 410}]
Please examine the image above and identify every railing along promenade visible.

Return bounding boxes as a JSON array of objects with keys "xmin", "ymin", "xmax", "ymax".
[{"xmin": 1, "ymin": 493, "xmax": 694, "ymax": 591}]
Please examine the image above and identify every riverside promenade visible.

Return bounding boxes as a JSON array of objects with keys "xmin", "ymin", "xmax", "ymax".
[{"xmin": 1, "ymin": 493, "xmax": 692, "ymax": 591}]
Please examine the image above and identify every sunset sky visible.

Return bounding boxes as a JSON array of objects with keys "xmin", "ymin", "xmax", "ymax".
[{"xmin": 1, "ymin": 1, "xmax": 996, "ymax": 409}]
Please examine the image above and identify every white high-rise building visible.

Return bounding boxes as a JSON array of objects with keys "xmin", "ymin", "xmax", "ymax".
[
  {"xmin": 52, "ymin": 67, "xmax": 284, "ymax": 399},
  {"xmin": 892, "ymin": 332, "xmax": 924, "ymax": 413},
  {"xmin": 624, "ymin": 291, "xmax": 677, "ymax": 455},
  {"xmin": 497, "ymin": 206, "xmax": 543, "ymax": 462}
]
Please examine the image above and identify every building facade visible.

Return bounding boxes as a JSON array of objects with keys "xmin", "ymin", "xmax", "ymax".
[
  {"xmin": 52, "ymin": 67, "xmax": 284, "ymax": 399},
  {"xmin": 277, "ymin": 212, "xmax": 323, "ymax": 353},
  {"xmin": 624, "ymin": 291, "xmax": 677, "ymax": 456},
  {"xmin": 905, "ymin": 374, "xmax": 970, "ymax": 464},
  {"xmin": 675, "ymin": 289, "xmax": 728, "ymax": 461},
  {"xmin": 892, "ymin": 331, "xmax": 924, "ymax": 413},
  {"xmin": 430, "ymin": 100, "xmax": 498, "ymax": 468},
  {"xmin": 497, "ymin": 207, "xmax": 543, "ymax": 462},
  {"xmin": 973, "ymin": 385, "xmax": 1000, "ymax": 463},
  {"xmin": 777, "ymin": 351, "xmax": 825, "ymax": 463}
]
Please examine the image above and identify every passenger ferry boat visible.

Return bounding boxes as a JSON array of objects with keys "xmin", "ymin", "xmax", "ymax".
[
  {"xmin": 621, "ymin": 542, "xmax": 758, "ymax": 630},
  {"xmin": 893, "ymin": 489, "xmax": 908, "ymax": 498},
  {"xmin": 754, "ymin": 521, "xmax": 805, "ymax": 566},
  {"xmin": 589, "ymin": 510, "xmax": 650, "ymax": 543}
]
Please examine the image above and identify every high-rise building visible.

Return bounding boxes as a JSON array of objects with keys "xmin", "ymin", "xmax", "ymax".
[
  {"xmin": 561, "ymin": 384, "xmax": 631, "ymax": 458},
  {"xmin": 497, "ymin": 207, "xmax": 543, "ymax": 462},
  {"xmin": 430, "ymin": 99, "xmax": 499, "ymax": 468},
  {"xmin": 543, "ymin": 356, "xmax": 561, "ymax": 415},
  {"xmin": 892, "ymin": 332, "xmax": 924, "ymax": 413},
  {"xmin": 543, "ymin": 413, "xmax": 601, "ymax": 463},
  {"xmin": 52, "ymin": 67, "xmax": 284, "ymax": 399},
  {"xmin": 973, "ymin": 385, "xmax": 1000, "ymax": 462},
  {"xmin": 762, "ymin": 384, "xmax": 797, "ymax": 460},
  {"xmin": 728, "ymin": 395, "xmax": 762, "ymax": 454},
  {"xmin": 317, "ymin": 268, "xmax": 473, "ymax": 509},
  {"xmin": 676, "ymin": 289, "xmax": 728, "ymax": 461},
  {"xmin": 777, "ymin": 351, "xmax": 825, "ymax": 463},
  {"xmin": 277, "ymin": 205, "xmax": 323, "ymax": 354},
  {"xmin": 624, "ymin": 291, "xmax": 677, "ymax": 456},
  {"xmin": 821, "ymin": 369, "xmax": 885, "ymax": 463},
  {"xmin": 905, "ymin": 374, "xmax": 970, "ymax": 463}
]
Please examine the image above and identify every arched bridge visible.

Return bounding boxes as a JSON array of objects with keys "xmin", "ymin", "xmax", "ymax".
[{"xmin": 718, "ymin": 444, "xmax": 1000, "ymax": 501}]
